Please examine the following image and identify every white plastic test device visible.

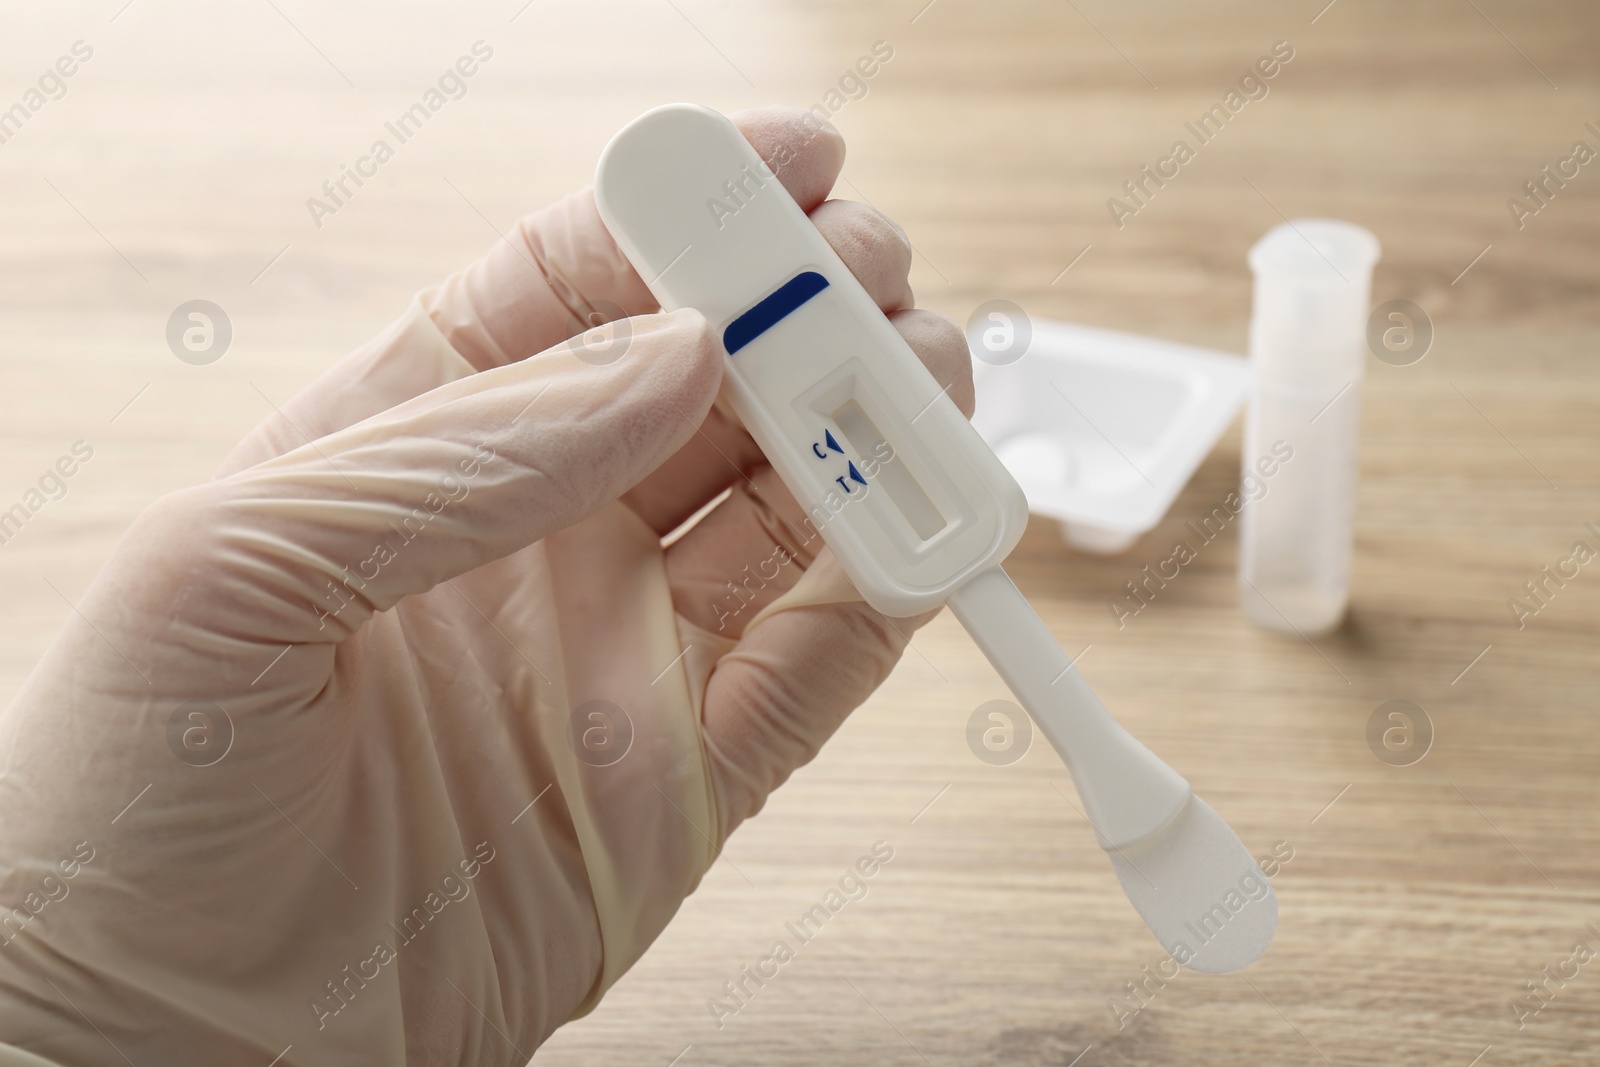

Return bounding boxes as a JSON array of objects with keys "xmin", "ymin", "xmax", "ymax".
[{"xmin": 595, "ymin": 104, "xmax": 1276, "ymax": 973}]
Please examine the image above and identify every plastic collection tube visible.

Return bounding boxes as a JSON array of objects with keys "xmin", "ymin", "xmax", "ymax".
[{"xmin": 1238, "ymin": 219, "xmax": 1380, "ymax": 635}]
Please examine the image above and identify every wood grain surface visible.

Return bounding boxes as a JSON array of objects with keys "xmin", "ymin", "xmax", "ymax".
[{"xmin": 2, "ymin": 1, "xmax": 1597, "ymax": 1064}]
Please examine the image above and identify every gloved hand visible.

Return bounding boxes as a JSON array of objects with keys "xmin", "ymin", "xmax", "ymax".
[{"xmin": 0, "ymin": 107, "xmax": 973, "ymax": 1066}]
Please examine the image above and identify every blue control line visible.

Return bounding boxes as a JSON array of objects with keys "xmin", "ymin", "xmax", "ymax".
[{"xmin": 722, "ymin": 270, "xmax": 830, "ymax": 354}]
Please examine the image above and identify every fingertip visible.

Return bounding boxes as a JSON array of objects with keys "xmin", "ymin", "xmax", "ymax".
[
  {"xmin": 891, "ymin": 309, "xmax": 975, "ymax": 417},
  {"xmin": 662, "ymin": 305, "xmax": 711, "ymax": 333},
  {"xmin": 657, "ymin": 305, "xmax": 717, "ymax": 366},
  {"xmin": 626, "ymin": 307, "xmax": 724, "ymax": 419},
  {"xmin": 809, "ymin": 199, "xmax": 915, "ymax": 312},
  {"xmin": 731, "ymin": 105, "xmax": 846, "ymax": 212}
]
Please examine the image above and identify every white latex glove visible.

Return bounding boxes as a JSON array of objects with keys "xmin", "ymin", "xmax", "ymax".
[{"xmin": 0, "ymin": 107, "xmax": 973, "ymax": 1066}]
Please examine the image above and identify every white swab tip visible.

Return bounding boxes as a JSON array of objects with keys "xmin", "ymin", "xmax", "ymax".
[{"xmin": 1105, "ymin": 794, "xmax": 1278, "ymax": 974}]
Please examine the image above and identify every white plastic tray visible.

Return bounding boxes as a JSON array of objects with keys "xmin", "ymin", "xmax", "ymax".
[{"xmin": 970, "ymin": 320, "xmax": 1249, "ymax": 554}]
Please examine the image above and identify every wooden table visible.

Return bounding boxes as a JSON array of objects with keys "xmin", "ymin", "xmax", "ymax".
[{"xmin": 2, "ymin": 1, "xmax": 1596, "ymax": 1063}]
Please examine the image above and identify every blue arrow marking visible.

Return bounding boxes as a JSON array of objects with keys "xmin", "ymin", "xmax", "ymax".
[
  {"xmin": 848, "ymin": 461, "xmax": 867, "ymax": 486},
  {"xmin": 825, "ymin": 429, "xmax": 843, "ymax": 454}
]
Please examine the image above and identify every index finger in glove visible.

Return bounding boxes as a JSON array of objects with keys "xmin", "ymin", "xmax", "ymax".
[{"xmin": 120, "ymin": 309, "xmax": 719, "ymax": 656}]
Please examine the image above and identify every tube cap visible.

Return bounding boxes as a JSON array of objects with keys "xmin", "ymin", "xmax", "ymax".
[{"xmin": 1248, "ymin": 219, "xmax": 1380, "ymax": 387}]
